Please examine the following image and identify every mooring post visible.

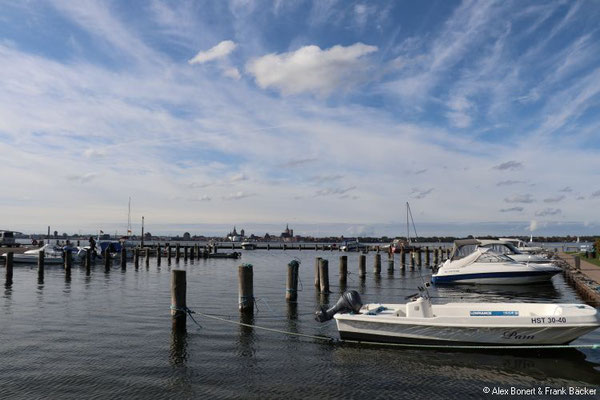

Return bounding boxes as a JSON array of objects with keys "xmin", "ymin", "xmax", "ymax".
[
  {"xmin": 171, "ymin": 269, "xmax": 187, "ymax": 331},
  {"xmin": 157, "ymin": 244, "xmax": 161, "ymax": 266},
  {"xmin": 400, "ymin": 249, "xmax": 405, "ymax": 270},
  {"xmin": 238, "ymin": 263, "xmax": 254, "ymax": 314},
  {"xmin": 286, "ymin": 260, "xmax": 300, "ymax": 302},
  {"xmin": 267, "ymin": 244, "xmax": 270, "ymax": 251},
  {"xmin": 121, "ymin": 247, "xmax": 127, "ymax": 270},
  {"xmin": 374, "ymin": 253, "xmax": 381, "ymax": 275},
  {"xmin": 38, "ymin": 250, "xmax": 45, "ymax": 282},
  {"xmin": 189, "ymin": 244, "xmax": 194, "ymax": 260},
  {"xmin": 359, "ymin": 254, "xmax": 366, "ymax": 278},
  {"xmin": 574, "ymin": 255, "xmax": 581, "ymax": 270},
  {"xmin": 433, "ymin": 248, "xmax": 438, "ymax": 266},
  {"xmin": 134, "ymin": 248, "xmax": 139, "ymax": 269},
  {"xmin": 145, "ymin": 248, "xmax": 150, "ymax": 268},
  {"xmin": 104, "ymin": 247, "xmax": 110, "ymax": 272},
  {"xmin": 196, "ymin": 244, "xmax": 200, "ymax": 260},
  {"xmin": 64, "ymin": 249, "xmax": 72, "ymax": 271},
  {"xmin": 425, "ymin": 247, "xmax": 430, "ymax": 268},
  {"xmin": 319, "ymin": 258, "xmax": 329, "ymax": 293},
  {"xmin": 167, "ymin": 244, "xmax": 172, "ymax": 264},
  {"xmin": 176, "ymin": 244, "xmax": 180, "ymax": 263},
  {"xmin": 314, "ymin": 257, "xmax": 322, "ymax": 288},
  {"xmin": 5, "ymin": 252, "xmax": 13, "ymax": 285},
  {"xmin": 339, "ymin": 255, "xmax": 347, "ymax": 286},
  {"xmin": 184, "ymin": 246, "xmax": 188, "ymax": 261},
  {"xmin": 410, "ymin": 251, "xmax": 415, "ymax": 269},
  {"xmin": 387, "ymin": 252, "xmax": 394, "ymax": 272}
]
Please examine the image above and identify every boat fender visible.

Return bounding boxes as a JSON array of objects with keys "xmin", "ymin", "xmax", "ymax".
[{"xmin": 315, "ymin": 290, "xmax": 363, "ymax": 322}]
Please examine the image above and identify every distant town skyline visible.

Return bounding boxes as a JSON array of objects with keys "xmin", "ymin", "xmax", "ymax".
[{"xmin": 1, "ymin": 1, "xmax": 599, "ymax": 235}]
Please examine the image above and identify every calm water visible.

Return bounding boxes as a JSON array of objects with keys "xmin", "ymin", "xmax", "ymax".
[{"xmin": 1, "ymin": 250, "xmax": 599, "ymax": 399}]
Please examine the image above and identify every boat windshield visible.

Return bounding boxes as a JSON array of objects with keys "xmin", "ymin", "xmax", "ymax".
[
  {"xmin": 480, "ymin": 243, "xmax": 522, "ymax": 255},
  {"xmin": 475, "ymin": 251, "xmax": 514, "ymax": 263}
]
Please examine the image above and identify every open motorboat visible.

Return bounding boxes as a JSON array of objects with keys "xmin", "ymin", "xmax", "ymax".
[
  {"xmin": 452, "ymin": 239, "xmax": 552, "ymax": 264},
  {"xmin": 2, "ymin": 244, "xmax": 79, "ymax": 264},
  {"xmin": 316, "ymin": 290, "xmax": 600, "ymax": 346},
  {"xmin": 432, "ymin": 247, "xmax": 561, "ymax": 285}
]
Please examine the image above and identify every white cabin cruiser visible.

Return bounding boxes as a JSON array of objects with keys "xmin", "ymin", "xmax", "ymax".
[
  {"xmin": 499, "ymin": 238, "xmax": 544, "ymax": 254},
  {"xmin": 432, "ymin": 247, "xmax": 561, "ymax": 285},
  {"xmin": 241, "ymin": 241, "xmax": 257, "ymax": 250},
  {"xmin": 317, "ymin": 290, "xmax": 600, "ymax": 346},
  {"xmin": 453, "ymin": 239, "xmax": 552, "ymax": 264}
]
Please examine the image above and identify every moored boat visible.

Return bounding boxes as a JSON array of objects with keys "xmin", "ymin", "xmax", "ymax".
[{"xmin": 317, "ymin": 291, "xmax": 600, "ymax": 346}]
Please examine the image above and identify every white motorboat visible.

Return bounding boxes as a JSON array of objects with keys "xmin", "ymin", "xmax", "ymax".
[
  {"xmin": 317, "ymin": 291, "xmax": 600, "ymax": 346},
  {"xmin": 241, "ymin": 241, "xmax": 257, "ymax": 250},
  {"xmin": 3, "ymin": 244, "xmax": 71, "ymax": 264},
  {"xmin": 432, "ymin": 247, "xmax": 561, "ymax": 284},
  {"xmin": 340, "ymin": 240, "xmax": 368, "ymax": 252},
  {"xmin": 499, "ymin": 237, "xmax": 544, "ymax": 254},
  {"xmin": 453, "ymin": 239, "xmax": 552, "ymax": 264}
]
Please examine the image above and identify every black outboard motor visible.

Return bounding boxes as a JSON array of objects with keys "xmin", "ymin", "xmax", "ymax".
[{"xmin": 315, "ymin": 290, "xmax": 363, "ymax": 322}]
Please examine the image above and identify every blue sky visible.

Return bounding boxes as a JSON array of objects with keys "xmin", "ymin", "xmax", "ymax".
[{"xmin": 1, "ymin": 0, "xmax": 599, "ymax": 236}]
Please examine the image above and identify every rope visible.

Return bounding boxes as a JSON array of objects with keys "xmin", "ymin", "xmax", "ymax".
[
  {"xmin": 186, "ymin": 306, "xmax": 600, "ymax": 350},
  {"xmin": 170, "ymin": 305, "xmax": 202, "ymax": 329}
]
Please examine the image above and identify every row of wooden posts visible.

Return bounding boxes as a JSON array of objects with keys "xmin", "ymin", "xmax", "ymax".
[{"xmin": 169, "ymin": 249, "xmax": 452, "ymax": 329}]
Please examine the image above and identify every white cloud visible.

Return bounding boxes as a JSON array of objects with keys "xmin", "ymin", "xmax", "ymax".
[
  {"xmin": 222, "ymin": 191, "xmax": 254, "ymax": 200},
  {"xmin": 189, "ymin": 40, "xmax": 237, "ymax": 65},
  {"xmin": 66, "ymin": 173, "xmax": 98, "ymax": 184},
  {"xmin": 223, "ymin": 67, "xmax": 241, "ymax": 80},
  {"xmin": 246, "ymin": 43, "xmax": 378, "ymax": 96}
]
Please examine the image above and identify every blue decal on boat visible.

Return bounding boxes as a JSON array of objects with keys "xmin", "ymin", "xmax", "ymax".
[{"xmin": 470, "ymin": 311, "xmax": 519, "ymax": 316}]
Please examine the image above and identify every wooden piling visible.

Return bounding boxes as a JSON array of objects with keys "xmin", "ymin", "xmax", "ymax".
[
  {"xmin": 400, "ymin": 249, "xmax": 405, "ymax": 270},
  {"xmin": 575, "ymin": 255, "xmax": 581, "ymax": 270},
  {"xmin": 5, "ymin": 252, "xmax": 13, "ymax": 285},
  {"xmin": 286, "ymin": 260, "xmax": 299, "ymax": 302},
  {"xmin": 314, "ymin": 257, "xmax": 322, "ymax": 288},
  {"xmin": 374, "ymin": 253, "xmax": 381, "ymax": 275},
  {"xmin": 189, "ymin": 244, "xmax": 194, "ymax": 260},
  {"xmin": 319, "ymin": 259, "xmax": 329, "ymax": 293},
  {"xmin": 134, "ymin": 248, "xmax": 139, "ymax": 269},
  {"xmin": 359, "ymin": 254, "xmax": 366, "ymax": 278},
  {"xmin": 184, "ymin": 246, "xmax": 188, "ymax": 261},
  {"xmin": 38, "ymin": 250, "xmax": 45, "ymax": 282},
  {"xmin": 339, "ymin": 255, "xmax": 347, "ymax": 286},
  {"xmin": 171, "ymin": 269, "xmax": 187, "ymax": 331},
  {"xmin": 167, "ymin": 244, "xmax": 172, "ymax": 264},
  {"xmin": 238, "ymin": 264, "xmax": 254, "ymax": 314},
  {"xmin": 157, "ymin": 244, "xmax": 161, "ymax": 266},
  {"xmin": 410, "ymin": 251, "xmax": 415, "ymax": 269},
  {"xmin": 425, "ymin": 247, "xmax": 430, "ymax": 267},
  {"xmin": 104, "ymin": 247, "xmax": 110, "ymax": 272},
  {"xmin": 433, "ymin": 248, "xmax": 438, "ymax": 266},
  {"xmin": 176, "ymin": 244, "xmax": 180, "ymax": 262},
  {"xmin": 387, "ymin": 253, "xmax": 394, "ymax": 272},
  {"xmin": 145, "ymin": 248, "xmax": 150, "ymax": 268},
  {"xmin": 64, "ymin": 249, "xmax": 72, "ymax": 271},
  {"xmin": 121, "ymin": 247, "xmax": 127, "ymax": 270}
]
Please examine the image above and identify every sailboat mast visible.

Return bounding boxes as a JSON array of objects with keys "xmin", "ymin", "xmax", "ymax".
[
  {"xmin": 406, "ymin": 202, "xmax": 410, "ymax": 244},
  {"xmin": 127, "ymin": 197, "xmax": 132, "ymax": 237}
]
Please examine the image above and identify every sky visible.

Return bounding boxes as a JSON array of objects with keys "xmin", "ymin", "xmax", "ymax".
[{"xmin": 0, "ymin": 0, "xmax": 599, "ymax": 237}]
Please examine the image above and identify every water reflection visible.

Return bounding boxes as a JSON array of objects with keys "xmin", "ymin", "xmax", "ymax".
[
  {"xmin": 333, "ymin": 344, "xmax": 600, "ymax": 385},
  {"xmin": 169, "ymin": 326, "xmax": 188, "ymax": 366},
  {"xmin": 237, "ymin": 313, "xmax": 257, "ymax": 360}
]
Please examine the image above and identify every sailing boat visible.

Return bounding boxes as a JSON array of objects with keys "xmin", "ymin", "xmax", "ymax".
[{"xmin": 390, "ymin": 202, "xmax": 420, "ymax": 253}]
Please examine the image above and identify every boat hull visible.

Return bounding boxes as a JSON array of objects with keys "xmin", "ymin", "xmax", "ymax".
[
  {"xmin": 432, "ymin": 270, "xmax": 560, "ymax": 285},
  {"xmin": 335, "ymin": 318, "xmax": 598, "ymax": 346},
  {"xmin": 10, "ymin": 255, "xmax": 64, "ymax": 264}
]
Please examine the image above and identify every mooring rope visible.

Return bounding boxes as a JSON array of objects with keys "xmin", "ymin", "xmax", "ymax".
[{"xmin": 184, "ymin": 307, "xmax": 600, "ymax": 350}]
